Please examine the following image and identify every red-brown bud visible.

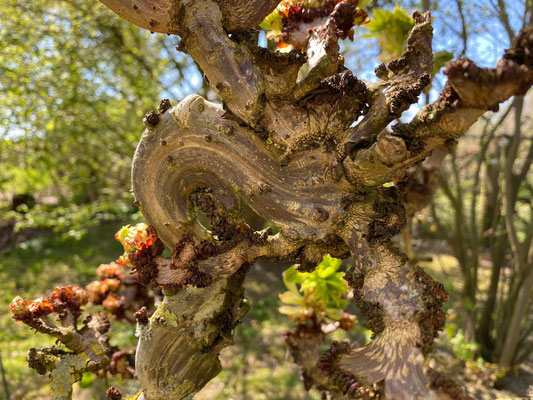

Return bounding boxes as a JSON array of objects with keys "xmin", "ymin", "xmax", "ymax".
[{"xmin": 10, "ymin": 296, "xmax": 29, "ymax": 320}]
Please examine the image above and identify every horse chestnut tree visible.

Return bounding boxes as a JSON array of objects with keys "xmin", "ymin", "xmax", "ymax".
[{"xmin": 12, "ymin": 1, "xmax": 533, "ymax": 399}]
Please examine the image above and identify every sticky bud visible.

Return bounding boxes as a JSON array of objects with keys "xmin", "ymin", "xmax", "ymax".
[
  {"xmin": 106, "ymin": 386, "xmax": 122, "ymax": 400},
  {"xmin": 10, "ymin": 296, "xmax": 29, "ymax": 320},
  {"xmin": 103, "ymin": 278, "xmax": 121, "ymax": 292},
  {"xmin": 102, "ymin": 294, "xmax": 123, "ymax": 313},
  {"xmin": 87, "ymin": 281, "xmax": 109, "ymax": 304},
  {"xmin": 50, "ymin": 286, "xmax": 88, "ymax": 306},
  {"xmin": 27, "ymin": 297, "xmax": 54, "ymax": 315},
  {"xmin": 115, "ymin": 223, "xmax": 158, "ymax": 268},
  {"xmin": 96, "ymin": 263, "xmax": 125, "ymax": 281}
]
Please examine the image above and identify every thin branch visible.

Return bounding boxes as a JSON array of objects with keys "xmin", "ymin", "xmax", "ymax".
[
  {"xmin": 496, "ymin": 0, "xmax": 516, "ymax": 40},
  {"xmin": 455, "ymin": 0, "xmax": 468, "ymax": 55},
  {"xmin": 469, "ymin": 101, "xmax": 514, "ymax": 266}
]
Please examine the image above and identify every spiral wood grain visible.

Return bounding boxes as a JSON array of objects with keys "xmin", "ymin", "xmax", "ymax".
[{"xmin": 132, "ymin": 94, "xmax": 353, "ymax": 247}]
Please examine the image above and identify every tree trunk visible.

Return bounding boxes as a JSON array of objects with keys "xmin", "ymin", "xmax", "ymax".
[{"xmin": 499, "ymin": 268, "xmax": 533, "ymax": 366}]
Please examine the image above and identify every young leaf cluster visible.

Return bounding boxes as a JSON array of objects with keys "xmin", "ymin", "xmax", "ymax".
[
  {"xmin": 279, "ymin": 255, "xmax": 350, "ymax": 323},
  {"xmin": 363, "ymin": 5, "xmax": 414, "ymax": 62}
]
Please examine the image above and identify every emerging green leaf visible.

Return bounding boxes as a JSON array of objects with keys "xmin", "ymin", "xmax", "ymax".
[
  {"xmin": 278, "ymin": 254, "xmax": 351, "ymax": 324},
  {"xmin": 364, "ymin": 5, "xmax": 414, "ymax": 62}
]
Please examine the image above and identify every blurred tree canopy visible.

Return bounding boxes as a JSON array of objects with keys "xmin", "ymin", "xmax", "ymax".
[{"xmin": 0, "ymin": 0, "xmax": 200, "ymax": 213}]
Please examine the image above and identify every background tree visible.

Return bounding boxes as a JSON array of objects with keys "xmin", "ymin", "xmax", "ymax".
[{"xmin": 0, "ymin": 0, "xmax": 201, "ymax": 236}]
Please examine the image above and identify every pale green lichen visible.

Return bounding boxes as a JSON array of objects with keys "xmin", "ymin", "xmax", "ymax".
[
  {"xmin": 91, "ymin": 343, "xmax": 104, "ymax": 356},
  {"xmin": 29, "ymin": 348, "xmax": 59, "ymax": 372},
  {"xmin": 151, "ymin": 301, "xmax": 179, "ymax": 327},
  {"xmin": 135, "ymin": 322, "xmax": 153, "ymax": 340},
  {"xmin": 50, "ymin": 353, "xmax": 89, "ymax": 400}
]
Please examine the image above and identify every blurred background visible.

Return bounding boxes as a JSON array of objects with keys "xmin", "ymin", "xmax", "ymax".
[{"xmin": 1, "ymin": 0, "xmax": 532, "ymax": 398}]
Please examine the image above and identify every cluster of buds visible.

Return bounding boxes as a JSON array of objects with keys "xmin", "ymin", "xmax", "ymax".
[
  {"xmin": 10, "ymin": 226, "xmax": 158, "ymax": 396},
  {"xmin": 106, "ymin": 386, "xmax": 123, "ymax": 400},
  {"xmin": 275, "ymin": 0, "xmax": 329, "ymax": 19},
  {"xmin": 338, "ymin": 312, "xmax": 357, "ymax": 331},
  {"xmin": 86, "ymin": 258, "xmax": 155, "ymax": 320},
  {"xmin": 97, "ymin": 262, "xmax": 125, "ymax": 281},
  {"xmin": 86, "ymin": 263, "xmax": 124, "ymax": 305},
  {"xmin": 260, "ymin": 0, "xmax": 370, "ymax": 49},
  {"xmin": 321, "ymin": 312, "xmax": 358, "ymax": 334},
  {"xmin": 115, "ymin": 223, "xmax": 158, "ymax": 269},
  {"xmin": 101, "ymin": 293, "xmax": 125, "ymax": 314},
  {"xmin": 86, "ymin": 263, "xmax": 128, "ymax": 316},
  {"xmin": 11, "ymin": 286, "xmax": 88, "ymax": 323},
  {"xmin": 114, "ymin": 223, "xmax": 164, "ymax": 286},
  {"xmin": 12, "ymin": 288, "xmax": 116, "ymax": 397}
]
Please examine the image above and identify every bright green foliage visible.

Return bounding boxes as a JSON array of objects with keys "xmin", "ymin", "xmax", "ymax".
[
  {"xmin": 0, "ymin": 0, "xmax": 196, "ymax": 229},
  {"xmin": 445, "ymin": 322, "xmax": 480, "ymax": 362},
  {"xmin": 364, "ymin": 5, "xmax": 414, "ymax": 62},
  {"xmin": 278, "ymin": 254, "xmax": 350, "ymax": 322},
  {"xmin": 78, "ymin": 372, "xmax": 94, "ymax": 389},
  {"xmin": 4, "ymin": 193, "xmax": 142, "ymax": 238},
  {"xmin": 449, "ymin": 329, "xmax": 480, "ymax": 362},
  {"xmin": 1, "ymin": 0, "xmax": 160, "ymax": 200}
]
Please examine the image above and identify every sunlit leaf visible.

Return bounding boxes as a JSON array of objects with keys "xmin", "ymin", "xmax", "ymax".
[
  {"xmin": 364, "ymin": 5, "xmax": 414, "ymax": 62},
  {"xmin": 325, "ymin": 307, "xmax": 344, "ymax": 321},
  {"xmin": 282, "ymin": 265, "xmax": 304, "ymax": 294},
  {"xmin": 278, "ymin": 305, "xmax": 304, "ymax": 316},
  {"xmin": 279, "ymin": 290, "xmax": 304, "ymax": 305}
]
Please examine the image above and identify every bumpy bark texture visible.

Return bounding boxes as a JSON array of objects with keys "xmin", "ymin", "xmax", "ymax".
[
  {"xmin": 11, "ymin": 289, "xmax": 113, "ymax": 400},
  {"xmin": 98, "ymin": 1, "xmax": 533, "ymax": 399}
]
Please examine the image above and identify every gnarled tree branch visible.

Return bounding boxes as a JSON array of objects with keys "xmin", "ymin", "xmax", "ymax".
[
  {"xmin": 91, "ymin": 1, "xmax": 533, "ymax": 398},
  {"xmin": 98, "ymin": 0, "xmax": 280, "ymax": 33}
]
